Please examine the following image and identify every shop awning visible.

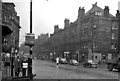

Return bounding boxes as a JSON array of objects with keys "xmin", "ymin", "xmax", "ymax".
[{"xmin": 2, "ymin": 25, "xmax": 13, "ymax": 36}]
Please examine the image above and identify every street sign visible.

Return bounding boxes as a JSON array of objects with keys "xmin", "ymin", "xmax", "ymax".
[{"xmin": 25, "ymin": 33, "xmax": 35, "ymax": 46}]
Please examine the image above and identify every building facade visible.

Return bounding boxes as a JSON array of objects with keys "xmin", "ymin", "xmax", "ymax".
[
  {"xmin": 2, "ymin": 2, "xmax": 21, "ymax": 54},
  {"xmin": 0, "ymin": 2, "xmax": 21, "ymax": 71},
  {"xmin": 33, "ymin": 33, "xmax": 50, "ymax": 59},
  {"xmin": 35, "ymin": 3, "xmax": 119, "ymax": 63}
]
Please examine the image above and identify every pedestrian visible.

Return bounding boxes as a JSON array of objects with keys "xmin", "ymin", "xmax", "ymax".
[
  {"xmin": 56, "ymin": 56, "xmax": 60, "ymax": 68},
  {"xmin": 14, "ymin": 56, "xmax": 21, "ymax": 78},
  {"xmin": 22, "ymin": 56, "xmax": 27, "ymax": 77}
]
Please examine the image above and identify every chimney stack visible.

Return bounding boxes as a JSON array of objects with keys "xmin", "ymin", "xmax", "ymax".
[
  {"xmin": 78, "ymin": 7, "xmax": 85, "ymax": 18},
  {"xmin": 116, "ymin": 10, "xmax": 120, "ymax": 18},
  {"xmin": 64, "ymin": 18, "xmax": 70, "ymax": 28},
  {"xmin": 54, "ymin": 25, "xmax": 59, "ymax": 33},
  {"xmin": 104, "ymin": 6, "xmax": 109, "ymax": 17}
]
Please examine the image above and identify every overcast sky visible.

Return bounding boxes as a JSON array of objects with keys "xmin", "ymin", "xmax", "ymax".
[{"xmin": 2, "ymin": 0, "xmax": 120, "ymax": 45}]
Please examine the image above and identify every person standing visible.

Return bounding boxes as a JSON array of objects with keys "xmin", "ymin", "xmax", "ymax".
[
  {"xmin": 21, "ymin": 57, "xmax": 27, "ymax": 77},
  {"xmin": 14, "ymin": 56, "xmax": 21, "ymax": 78},
  {"xmin": 56, "ymin": 56, "xmax": 60, "ymax": 68}
]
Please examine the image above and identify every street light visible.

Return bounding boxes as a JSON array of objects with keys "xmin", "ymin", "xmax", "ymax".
[{"xmin": 26, "ymin": 0, "xmax": 36, "ymax": 79}]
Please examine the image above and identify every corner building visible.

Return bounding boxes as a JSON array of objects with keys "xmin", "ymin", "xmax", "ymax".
[
  {"xmin": 0, "ymin": 2, "xmax": 21, "ymax": 70},
  {"xmin": 49, "ymin": 3, "xmax": 118, "ymax": 63},
  {"xmin": 2, "ymin": 2, "xmax": 21, "ymax": 53}
]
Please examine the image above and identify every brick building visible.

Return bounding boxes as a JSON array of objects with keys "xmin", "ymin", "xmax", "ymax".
[
  {"xmin": 45, "ymin": 2, "xmax": 119, "ymax": 63},
  {"xmin": 0, "ymin": 1, "xmax": 21, "ymax": 65},
  {"xmin": 2, "ymin": 2, "xmax": 21, "ymax": 53},
  {"xmin": 33, "ymin": 33, "xmax": 50, "ymax": 59}
]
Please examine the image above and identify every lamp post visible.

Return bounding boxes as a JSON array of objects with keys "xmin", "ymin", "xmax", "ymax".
[{"xmin": 27, "ymin": 0, "xmax": 34, "ymax": 79}]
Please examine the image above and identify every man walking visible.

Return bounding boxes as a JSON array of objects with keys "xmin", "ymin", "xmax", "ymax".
[{"xmin": 56, "ymin": 56, "xmax": 60, "ymax": 68}]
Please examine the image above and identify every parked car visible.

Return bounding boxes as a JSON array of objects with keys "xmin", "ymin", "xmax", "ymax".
[
  {"xmin": 83, "ymin": 60, "xmax": 97, "ymax": 68},
  {"xmin": 69, "ymin": 59, "xmax": 79, "ymax": 66},
  {"xmin": 59, "ymin": 58, "xmax": 67, "ymax": 64},
  {"xmin": 41, "ymin": 56, "xmax": 45, "ymax": 60}
]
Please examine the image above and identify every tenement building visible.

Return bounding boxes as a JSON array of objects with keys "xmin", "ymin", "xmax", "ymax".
[
  {"xmin": 40, "ymin": 2, "xmax": 119, "ymax": 63},
  {"xmin": 0, "ymin": 1, "xmax": 21, "ymax": 68},
  {"xmin": 33, "ymin": 33, "xmax": 50, "ymax": 59},
  {"xmin": 2, "ymin": 2, "xmax": 21, "ymax": 53}
]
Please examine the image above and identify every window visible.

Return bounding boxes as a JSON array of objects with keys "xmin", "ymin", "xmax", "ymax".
[
  {"xmin": 95, "ymin": 56, "xmax": 97, "ymax": 59},
  {"xmin": 95, "ymin": 11, "xmax": 102, "ymax": 16},
  {"xmin": 115, "ymin": 26, "xmax": 117, "ymax": 30},
  {"xmin": 111, "ymin": 33, "xmax": 115, "ymax": 39},
  {"xmin": 111, "ymin": 44, "xmax": 114, "ymax": 49},
  {"xmin": 111, "ymin": 43, "xmax": 117, "ymax": 49},
  {"xmin": 4, "ymin": 16, "xmax": 7, "ymax": 22},
  {"xmin": 114, "ymin": 43, "xmax": 117, "ymax": 49},
  {"xmin": 112, "ymin": 26, "xmax": 117, "ymax": 30}
]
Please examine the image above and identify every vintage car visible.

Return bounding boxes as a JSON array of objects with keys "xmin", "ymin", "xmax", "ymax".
[
  {"xmin": 69, "ymin": 59, "xmax": 79, "ymax": 66},
  {"xmin": 59, "ymin": 58, "xmax": 67, "ymax": 64},
  {"xmin": 83, "ymin": 60, "xmax": 97, "ymax": 68}
]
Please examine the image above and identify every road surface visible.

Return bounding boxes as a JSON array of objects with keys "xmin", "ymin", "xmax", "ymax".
[{"xmin": 32, "ymin": 60, "xmax": 119, "ymax": 79}]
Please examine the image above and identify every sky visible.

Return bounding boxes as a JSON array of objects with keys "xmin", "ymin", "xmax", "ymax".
[{"xmin": 2, "ymin": 0, "xmax": 120, "ymax": 45}]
